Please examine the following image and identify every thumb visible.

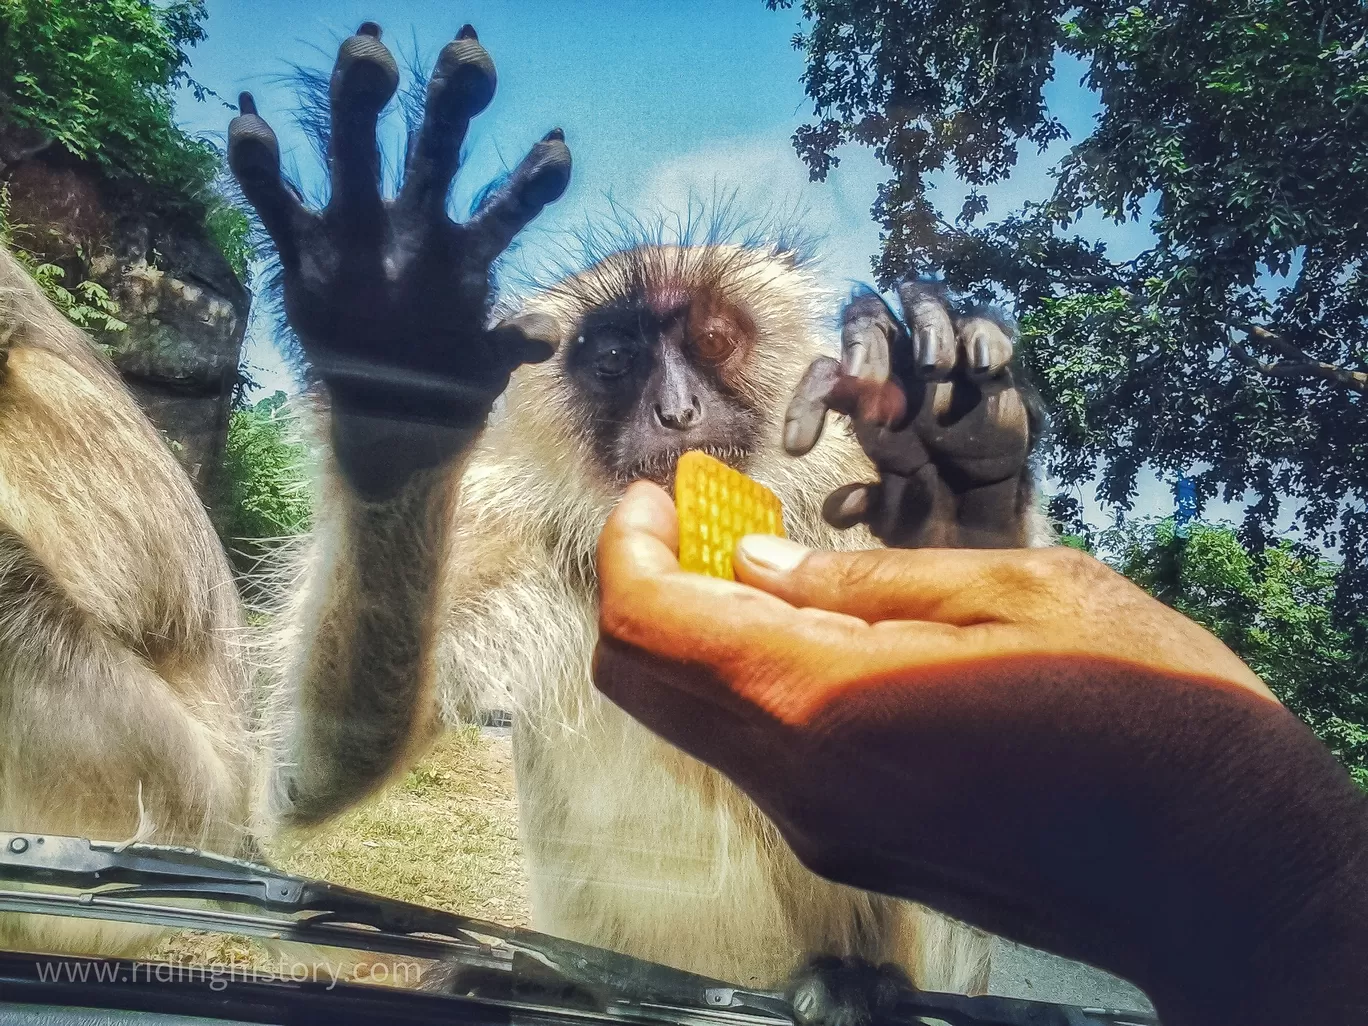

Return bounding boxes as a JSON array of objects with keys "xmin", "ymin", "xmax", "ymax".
[{"xmin": 732, "ymin": 535, "xmax": 1039, "ymax": 626}]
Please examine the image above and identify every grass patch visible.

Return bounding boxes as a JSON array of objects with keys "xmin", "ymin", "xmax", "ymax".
[{"xmin": 154, "ymin": 726, "xmax": 529, "ymax": 977}]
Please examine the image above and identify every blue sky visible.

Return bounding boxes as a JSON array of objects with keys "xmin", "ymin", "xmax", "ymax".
[{"xmin": 169, "ymin": 1, "xmax": 1232, "ymax": 530}]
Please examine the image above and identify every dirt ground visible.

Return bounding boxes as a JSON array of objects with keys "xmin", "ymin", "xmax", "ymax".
[{"xmin": 152, "ymin": 725, "xmax": 530, "ymax": 979}]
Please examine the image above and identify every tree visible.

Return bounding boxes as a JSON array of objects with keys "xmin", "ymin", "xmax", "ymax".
[
  {"xmin": 1, "ymin": 0, "xmax": 211, "ymax": 200},
  {"xmin": 1096, "ymin": 518, "xmax": 1368, "ymax": 789},
  {"xmin": 0, "ymin": 0, "xmax": 253, "ymax": 276},
  {"xmin": 769, "ymin": 0, "xmax": 1368, "ymax": 625}
]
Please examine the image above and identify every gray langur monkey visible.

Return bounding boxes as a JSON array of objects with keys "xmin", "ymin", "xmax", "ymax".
[
  {"xmin": 230, "ymin": 20, "xmax": 1051, "ymax": 1022},
  {"xmin": 0, "ymin": 245, "xmax": 255, "ymax": 957}
]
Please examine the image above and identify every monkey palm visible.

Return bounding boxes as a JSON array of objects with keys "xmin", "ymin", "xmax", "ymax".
[{"xmin": 233, "ymin": 20, "xmax": 1050, "ymax": 1018}]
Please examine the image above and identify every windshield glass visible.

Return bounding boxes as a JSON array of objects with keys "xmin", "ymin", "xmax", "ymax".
[{"xmin": 0, "ymin": 2, "xmax": 1362, "ymax": 1023}]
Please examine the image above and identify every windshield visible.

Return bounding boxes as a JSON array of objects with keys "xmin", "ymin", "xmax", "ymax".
[{"xmin": 0, "ymin": 2, "xmax": 1362, "ymax": 1024}]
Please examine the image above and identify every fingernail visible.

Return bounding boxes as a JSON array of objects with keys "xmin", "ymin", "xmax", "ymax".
[
  {"xmin": 737, "ymin": 535, "xmax": 810, "ymax": 573},
  {"xmin": 784, "ymin": 416, "xmax": 816, "ymax": 454}
]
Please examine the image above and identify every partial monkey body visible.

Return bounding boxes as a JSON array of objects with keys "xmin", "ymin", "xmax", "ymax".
[{"xmin": 0, "ymin": 245, "xmax": 255, "ymax": 957}]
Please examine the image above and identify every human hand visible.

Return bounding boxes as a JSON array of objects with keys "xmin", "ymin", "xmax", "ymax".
[{"xmin": 592, "ymin": 481, "xmax": 1368, "ymax": 1026}]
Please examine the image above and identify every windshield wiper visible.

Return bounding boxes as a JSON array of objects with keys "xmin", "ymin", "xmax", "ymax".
[{"xmin": 0, "ymin": 831, "xmax": 1158, "ymax": 1026}]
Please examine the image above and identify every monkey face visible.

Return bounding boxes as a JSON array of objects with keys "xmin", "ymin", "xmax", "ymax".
[{"xmin": 565, "ymin": 294, "xmax": 762, "ymax": 488}]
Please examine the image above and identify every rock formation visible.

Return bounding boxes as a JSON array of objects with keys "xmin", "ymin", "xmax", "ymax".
[{"xmin": 1, "ymin": 130, "xmax": 247, "ymax": 494}]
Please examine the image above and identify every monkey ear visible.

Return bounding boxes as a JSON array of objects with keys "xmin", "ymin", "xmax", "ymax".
[{"xmin": 489, "ymin": 311, "xmax": 561, "ymax": 365}]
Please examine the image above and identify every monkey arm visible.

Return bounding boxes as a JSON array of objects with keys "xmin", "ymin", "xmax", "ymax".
[
  {"xmin": 266, "ymin": 447, "xmax": 467, "ymax": 827},
  {"xmin": 266, "ymin": 426, "xmax": 564, "ymax": 827},
  {"xmin": 228, "ymin": 22, "xmax": 569, "ymax": 826}
]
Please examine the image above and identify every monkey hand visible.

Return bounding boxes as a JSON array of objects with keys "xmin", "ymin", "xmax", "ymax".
[
  {"xmin": 227, "ymin": 23, "xmax": 570, "ymax": 495},
  {"xmin": 783, "ymin": 285, "xmax": 1038, "ymax": 548}
]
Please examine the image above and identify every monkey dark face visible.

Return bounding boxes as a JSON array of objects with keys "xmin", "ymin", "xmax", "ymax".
[{"xmin": 565, "ymin": 288, "xmax": 763, "ymax": 487}]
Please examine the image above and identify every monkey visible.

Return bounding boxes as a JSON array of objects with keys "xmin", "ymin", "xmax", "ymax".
[
  {"xmin": 0, "ymin": 243, "xmax": 255, "ymax": 957},
  {"xmin": 231, "ymin": 21, "xmax": 1052, "ymax": 1020}
]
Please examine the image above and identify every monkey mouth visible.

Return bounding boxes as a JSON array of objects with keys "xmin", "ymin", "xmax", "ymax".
[{"xmin": 617, "ymin": 445, "xmax": 749, "ymax": 491}]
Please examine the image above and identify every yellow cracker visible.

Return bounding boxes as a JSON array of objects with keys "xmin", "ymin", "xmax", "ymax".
[{"xmin": 674, "ymin": 450, "xmax": 785, "ymax": 580}]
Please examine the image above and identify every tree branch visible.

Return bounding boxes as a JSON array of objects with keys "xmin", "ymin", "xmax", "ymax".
[
  {"xmin": 919, "ymin": 222, "xmax": 1366, "ymax": 396},
  {"xmin": 1229, "ymin": 341, "xmax": 1368, "ymax": 395}
]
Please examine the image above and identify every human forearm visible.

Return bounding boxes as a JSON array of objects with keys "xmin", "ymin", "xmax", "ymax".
[
  {"xmin": 591, "ymin": 490, "xmax": 1368, "ymax": 1026},
  {"xmin": 774, "ymin": 660, "xmax": 1368, "ymax": 1026}
]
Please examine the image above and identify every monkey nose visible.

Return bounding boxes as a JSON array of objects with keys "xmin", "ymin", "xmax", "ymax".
[{"xmin": 654, "ymin": 397, "xmax": 702, "ymax": 430}]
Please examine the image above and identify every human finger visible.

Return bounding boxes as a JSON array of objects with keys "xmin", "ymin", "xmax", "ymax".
[
  {"xmin": 731, "ymin": 534, "xmax": 1052, "ymax": 626},
  {"xmin": 595, "ymin": 482, "xmax": 874, "ymax": 680}
]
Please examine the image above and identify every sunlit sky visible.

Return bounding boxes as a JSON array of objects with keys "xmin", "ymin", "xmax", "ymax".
[{"xmin": 170, "ymin": 1, "xmax": 1258, "ymax": 530}]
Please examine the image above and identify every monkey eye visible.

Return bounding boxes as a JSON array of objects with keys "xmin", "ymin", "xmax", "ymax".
[
  {"xmin": 691, "ymin": 319, "xmax": 742, "ymax": 365},
  {"xmin": 696, "ymin": 330, "xmax": 726, "ymax": 361},
  {"xmin": 595, "ymin": 341, "xmax": 634, "ymax": 379}
]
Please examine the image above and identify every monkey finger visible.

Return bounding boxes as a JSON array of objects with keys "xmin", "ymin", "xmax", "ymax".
[
  {"xmin": 488, "ymin": 312, "xmax": 560, "ymax": 368},
  {"xmin": 398, "ymin": 25, "xmax": 498, "ymax": 215},
  {"xmin": 228, "ymin": 94, "xmax": 310, "ymax": 265},
  {"xmin": 957, "ymin": 314, "xmax": 1015, "ymax": 385},
  {"xmin": 828, "ymin": 375, "xmax": 908, "ymax": 428},
  {"xmin": 825, "ymin": 476, "xmax": 932, "ymax": 546},
  {"xmin": 821, "ymin": 483, "xmax": 878, "ymax": 531},
  {"xmin": 328, "ymin": 23, "xmax": 399, "ymax": 220},
  {"xmin": 465, "ymin": 130, "xmax": 572, "ymax": 263},
  {"xmin": 897, "ymin": 283, "xmax": 957, "ymax": 381},
  {"xmin": 840, "ymin": 290, "xmax": 900, "ymax": 383},
  {"xmin": 783, "ymin": 356, "xmax": 842, "ymax": 456}
]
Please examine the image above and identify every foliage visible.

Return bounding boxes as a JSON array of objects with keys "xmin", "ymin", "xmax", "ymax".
[
  {"xmin": 0, "ymin": 184, "xmax": 125, "ymax": 335},
  {"xmin": 0, "ymin": 0, "xmax": 255, "ymax": 276},
  {"xmin": 771, "ymin": 0, "xmax": 1368, "ymax": 624},
  {"xmin": 209, "ymin": 391, "xmax": 312, "ymax": 554},
  {"xmin": 1092, "ymin": 517, "xmax": 1368, "ymax": 789},
  {"xmin": 0, "ymin": 0, "xmax": 215, "ymax": 199},
  {"xmin": 204, "ymin": 194, "xmax": 253, "ymax": 282},
  {"xmin": 21, "ymin": 260, "xmax": 126, "ymax": 333}
]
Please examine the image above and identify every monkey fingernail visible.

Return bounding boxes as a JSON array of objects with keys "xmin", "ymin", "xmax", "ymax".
[{"xmin": 737, "ymin": 535, "xmax": 809, "ymax": 574}]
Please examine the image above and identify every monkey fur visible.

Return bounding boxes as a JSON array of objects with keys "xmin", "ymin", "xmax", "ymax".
[
  {"xmin": 0, "ymin": 244, "xmax": 255, "ymax": 956},
  {"xmin": 257, "ymin": 240, "xmax": 1057, "ymax": 1000}
]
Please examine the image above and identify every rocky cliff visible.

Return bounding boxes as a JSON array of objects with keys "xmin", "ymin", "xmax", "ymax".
[{"xmin": 0, "ymin": 127, "xmax": 247, "ymax": 494}]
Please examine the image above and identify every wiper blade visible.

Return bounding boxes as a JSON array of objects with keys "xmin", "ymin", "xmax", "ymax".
[
  {"xmin": 0, "ymin": 831, "xmax": 755, "ymax": 1014},
  {"xmin": 0, "ymin": 832, "xmax": 1158, "ymax": 1026}
]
